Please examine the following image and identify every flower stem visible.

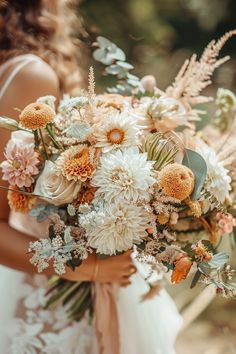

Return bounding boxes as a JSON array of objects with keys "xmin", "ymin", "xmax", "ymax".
[
  {"xmin": 39, "ymin": 128, "xmax": 49, "ymax": 159},
  {"xmin": 46, "ymin": 125, "xmax": 64, "ymax": 150}
]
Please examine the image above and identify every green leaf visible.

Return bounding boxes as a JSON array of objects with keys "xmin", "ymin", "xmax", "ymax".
[
  {"xmin": 207, "ymin": 252, "xmax": 229, "ymax": 268},
  {"xmin": 182, "ymin": 149, "xmax": 207, "ymax": 200},
  {"xmin": 105, "ymin": 65, "xmax": 123, "ymax": 75},
  {"xmin": 190, "ymin": 269, "xmax": 202, "ymax": 288},
  {"xmin": 116, "ymin": 61, "xmax": 133, "ymax": 70},
  {"xmin": 199, "ymin": 252, "xmax": 229, "ymax": 273},
  {"xmin": 97, "ymin": 36, "xmax": 113, "ymax": 48}
]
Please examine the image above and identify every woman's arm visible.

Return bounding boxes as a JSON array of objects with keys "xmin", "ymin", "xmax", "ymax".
[{"xmin": 0, "ymin": 60, "xmax": 60, "ymax": 273}]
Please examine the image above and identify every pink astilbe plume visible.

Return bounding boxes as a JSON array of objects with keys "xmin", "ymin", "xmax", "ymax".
[
  {"xmin": 166, "ymin": 30, "xmax": 236, "ymax": 106},
  {"xmin": 0, "ymin": 142, "xmax": 39, "ymax": 188}
]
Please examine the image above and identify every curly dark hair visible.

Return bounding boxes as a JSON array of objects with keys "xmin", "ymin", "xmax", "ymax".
[{"xmin": 0, "ymin": 0, "xmax": 86, "ymax": 92}]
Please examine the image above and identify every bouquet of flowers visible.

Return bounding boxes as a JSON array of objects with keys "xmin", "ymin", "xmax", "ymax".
[{"xmin": 1, "ymin": 31, "xmax": 236, "ymax": 321}]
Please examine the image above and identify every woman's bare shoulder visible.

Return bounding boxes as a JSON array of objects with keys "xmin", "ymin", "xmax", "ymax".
[
  {"xmin": 14, "ymin": 59, "xmax": 60, "ymax": 104},
  {"xmin": 0, "ymin": 58, "xmax": 60, "ymax": 119}
]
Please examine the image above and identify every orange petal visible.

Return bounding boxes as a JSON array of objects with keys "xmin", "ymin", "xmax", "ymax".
[{"xmin": 171, "ymin": 256, "xmax": 192, "ymax": 284}]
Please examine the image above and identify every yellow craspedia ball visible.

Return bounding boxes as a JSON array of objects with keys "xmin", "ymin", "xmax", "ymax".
[
  {"xmin": 159, "ymin": 163, "xmax": 195, "ymax": 201},
  {"xmin": 19, "ymin": 102, "xmax": 55, "ymax": 130}
]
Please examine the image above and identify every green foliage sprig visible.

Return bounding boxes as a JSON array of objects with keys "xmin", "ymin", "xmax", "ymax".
[{"xmin": 93, "ymin": 36, "xmax": 141, "ymax": 94}]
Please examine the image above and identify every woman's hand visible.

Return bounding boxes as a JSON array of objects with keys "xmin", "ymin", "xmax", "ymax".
[{"xmin": 64, "ymin": 251, "xmax": 136, "ymax": 286}]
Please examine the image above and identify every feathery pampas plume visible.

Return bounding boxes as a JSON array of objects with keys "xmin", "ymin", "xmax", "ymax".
[{"xmin": 166, "ymin": 30, "xmax": 236, "ymax": 106}]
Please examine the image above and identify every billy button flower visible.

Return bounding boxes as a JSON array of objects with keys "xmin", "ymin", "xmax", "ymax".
[
  {"xmin": 19, "ymin": 102, "xmax": 56, "ymax": 159},
  {"xmin": 159, "ymin": 163, "xmax": 195, "ymax": 201},
  {"xmin": 19, "ymin": 102, "xmax": 55, "ymax": 130}
]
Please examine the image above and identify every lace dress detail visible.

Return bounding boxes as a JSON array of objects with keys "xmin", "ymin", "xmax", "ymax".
[{"xmin": 8, "ymin": 275, "xmax": 94, "ymax": 354}]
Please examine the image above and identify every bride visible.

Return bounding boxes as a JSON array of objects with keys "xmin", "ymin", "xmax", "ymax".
[{"xmin": 0, "ymin": 1, "xmax": 182, "ymax": 353}]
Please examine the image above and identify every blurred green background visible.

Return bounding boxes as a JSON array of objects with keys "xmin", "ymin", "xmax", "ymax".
[{"xmin": 79, "ymin": 0, "xmax": 236, "ymax": 92}]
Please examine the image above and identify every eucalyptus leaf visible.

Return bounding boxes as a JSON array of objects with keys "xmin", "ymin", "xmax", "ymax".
[
  {"xmin": 116, "ymin": 61, "xmax": 134, "ymax": 70},
  {"xmin": 97, "ymin": 36, "xmax": 113, "ymax": 48},
  {"xmin": 199, "ymin": 252, "xmax": 229, "ymax": 273},
  {"xmin": 182, "ymin": 149, "xmax": 207, "ymax": 200},
  {"xmin": 207, "ymin": 252, "xmax": 229, "ymax": 268},
  {"xmin": 29, "ymin": 204, "xmax": 46, "ymax": 217},
  {"xmin": 113, "ymin": 48, "xmax": 126, "ymax": 61},
  {"xmin": 127, "ymin": 73, "xmax": 140, "ymax": 82},
  {"xmin": 93, "ymin": 48, "xmax": 114, "ymax": 65},
  {"xmin": 105, "ymin": 65, "xmax": 123, "ymax": 75},
  {"xmin": 37, "ymin": 212, "xmax": 49, "ymax": 222}
]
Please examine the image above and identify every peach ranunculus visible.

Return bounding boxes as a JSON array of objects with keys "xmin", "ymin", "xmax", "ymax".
[{"xmin": 34, "ymin": 161, "xmax": 81, "ymax": 206}]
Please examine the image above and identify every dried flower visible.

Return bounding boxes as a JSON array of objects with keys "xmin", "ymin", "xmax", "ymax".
[
  {"xmin": 94, "ymin": 112, "xmax": 140, "ymax": 152},
  {"xmin": 185, "ymin": 198, "xmax": 202, "ymax": 217},
  {"xmin": 157, "ymin": 213, "xmax": 169, "ymax": 225},
  {"xmin": 166, "ymin": 30, "xmax": 236, "ymax": 105},
  {"xmin": 192, "ymin": 241, "xmax": 212, "ymax": 262},
  {"xmin": 96, "ymin": 93, "xmax": 127, "ymax": 110},
  {"xmin": 215, "ymin": 88, "xmax": 236, "ymax": 132},
  {"xmin": 171, "ymin": 255, "xmax": 192, "ymax": 284},
  {"xmin": 19, "ymin": 102, "xmax": 55, "ymax": 130},
  {"xmin": 8, "ymin": 187, "xmax": 36, "ymax": 213},
  {"xmin": 159, "ymin": 163, "xmax": 195, "ymax": 201}
]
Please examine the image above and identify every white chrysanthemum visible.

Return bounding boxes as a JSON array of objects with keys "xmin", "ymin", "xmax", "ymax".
[
  {"xmin": 94, "ymin": 112, "xmax": 140, "ymax": 152},
  {"xmin": 92, "ymin": 148, "xmax": 155, "ymax": 202},
  {"xmin": 80, "ymin": 202, "xmax": 150, "ymax": 255},
  {"xmin": 197, "ymin": 144, "xmax": 231, "ymax": 203}
]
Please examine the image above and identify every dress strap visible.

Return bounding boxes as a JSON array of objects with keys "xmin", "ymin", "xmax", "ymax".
[{"xmin": 0, "ymin": 54, "xmax": 43, "ymax": 102}]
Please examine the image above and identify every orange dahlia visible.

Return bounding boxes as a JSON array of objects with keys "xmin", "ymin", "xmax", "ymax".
[
  {"xmin": 19, "ymin": 102, "xmax": 55, "ymax": 130},
  {"xmin": 55, "ymin": 145, "xmax": 98, "ymax": 182},
  {"xmin": 8, "ymin": 188, "xmax": 36, "ymax": 213},
  {"xmin": 159, "ymin": 163, "xmax": 195, "ymax": 201},
  {"xmin": 171, "ymin": 255, "xmax": 192, "ymax": 284}
]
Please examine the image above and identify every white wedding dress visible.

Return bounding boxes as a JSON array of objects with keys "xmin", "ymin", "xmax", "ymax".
[{"xmin": 0, "ymin": 55, "xmax": 182, "ymax": 354}]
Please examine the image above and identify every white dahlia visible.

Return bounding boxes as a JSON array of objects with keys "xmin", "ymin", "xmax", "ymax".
[
  {"xmin": 197, "ymin": 144, "xmax": 231, "ymax": 203},
  {"xmin": 92, "ymin": 147, "xmax": 155, "ymax": 203},
  {"xmin": 80, "ymin": 202, "xmax": 150, "ymax": 255},
  {"xmin": 94, "ymin": 112, "xmax": 140, "ymax": 152}
]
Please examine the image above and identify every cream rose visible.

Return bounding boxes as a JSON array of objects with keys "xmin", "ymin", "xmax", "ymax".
[{"xmin": 34, "ymin": 161, "xmax": 81, "ymax": 205}]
